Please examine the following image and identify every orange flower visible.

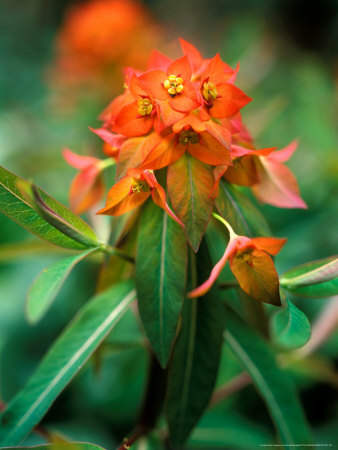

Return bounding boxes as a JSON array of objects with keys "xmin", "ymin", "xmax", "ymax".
[
  {"xmin": 139, "ymin": 55, "xmax": 200, "ymax": 126},
  {"xmin": 188, "ymin": 214, "xmax": 286, "ymax": 305},
  {"xmin": 110, "ymin": 75, "xmax": 158, "ymax": 137},
  {"xmin": 199, "ymin": 54, "xmax": 251, "ymax": 121},
  {"xmin": 136, "ymin": 113, "xmax": 232, "ymax": 171},
  {"xmin": 89, "ymin": 127, "xmax": 125, "ymax": 159},
  {"xmin": 98, "ymin": 170, "xmax": 183, "ymax": 226},
  {"xmin": 63, "ymin": 148, "xmax": 110, "ymax": 214},
  {"xmin": 54, "ymin": 0, "xmax": 161, "ymax": 82}
]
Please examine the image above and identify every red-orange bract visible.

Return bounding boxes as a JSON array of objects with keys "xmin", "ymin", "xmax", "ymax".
[{"xmin": 188, "ymin": 234, "xmax": 287, "ymax": 305}]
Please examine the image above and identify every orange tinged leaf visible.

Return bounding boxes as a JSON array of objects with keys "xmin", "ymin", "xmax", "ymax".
[
  {"xmin": 230, "ymin": 248, "xmax": 281, "ymax": 305},
  {"xmin": 168, "ymin": 154, "xmax": 215, "ymax": 252},
  {"xmin": 250, "ymin": 237, "xmax": 287, "ymax": 255}
]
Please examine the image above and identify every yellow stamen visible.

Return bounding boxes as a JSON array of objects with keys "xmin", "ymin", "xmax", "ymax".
[
  {"xmin": 137, "ymin": 97, "xmax": 153, "ymax": 116},
  {"xmin": 179, "ymin": 130, "xmax": 199, "ymax": 145},
  {"xmin": 203, "ymin": 81, "xmax": 218, "ymax": 102},
  {"xmin": 131, "ymin": 178, "xmax": 150, "ymax": 194},
  {"xmin": 164, "ymin": 74, "xmax": 184, "ymax": 96}
]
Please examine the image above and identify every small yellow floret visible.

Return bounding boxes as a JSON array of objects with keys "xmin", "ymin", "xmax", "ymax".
[
  {"xmin": 164, "ymin": 74, "xmax": 184, "ymax": 96},
  {"xmin": 131, "ymin": 178, "xmax": 150, "ymax": 194},
  {"xmin": 179, "ymin": 130, "xmax": 199, "ymax": 145},
  {"xmin": 137, "ymin": 97, "xmax": 153, "ymax": 116},
  {"xmin": 202, "ymin": 81, "xmax": 218, "ymax": 102}
]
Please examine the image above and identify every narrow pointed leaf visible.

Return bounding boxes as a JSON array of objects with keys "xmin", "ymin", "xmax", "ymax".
[
  {"xmin": 168, "ymin": 154, "xmax": 215, "ymax": 252},
  {"xmin": 165, "ymin": 242, "xmax": 226, "ymax": 446},
  {"xmin": 0, "ymin": 281, "xmax": 135, "ymax": 447},
  {"xmin": 17, "ymin": 178, "xmax": 99, "ymax": 247},
  {"xmin": 215, "ymin": 180, "xmax": 270, "ymax": 237},
  {"xmin": 136, "ymin": 201, "xmax": 187, "ymax": 367},
  {"xmin": 26, "ymin": 247, "xmax": 101, "ymax": 324},
  {"xmin": 0, "ymin": 165, "xmax": 98, "ymax": 250},
  {"xmin": 225, "ymin": 308, "xmax": 313, "ymax": 445},
  {"xmin": 280, "ymin": 256, "xmax": 338, "ymax": 298},
  {"xmin": 271, "ymin": 297, "xmax": 311, "ymax": 349}
]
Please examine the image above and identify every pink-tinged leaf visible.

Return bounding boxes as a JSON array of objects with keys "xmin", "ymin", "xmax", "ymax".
[
  {"xmin": 168, "ymin": 154, "xmax": 215, "ymax": 252},
  {"xmin": 268, "ymin": 140, "xmax": 298, "ymax": 163},
  {"xmin": 63, "ymin": 149, "xmax": 98, "ymax": 170},
  {"xmin": 231, "ymin": 145, "xmax": 276, "ymax": 158},
  {"xmin": 230, "ymin": 248, "xmax": 281, "ymax": 305},
  {"xmin": 188, "ymin": 239, "xmax": 238, "ymax": 298},
  {"xmin": 151, "ymin": 183, "xmax": 184, "ymax": 227},
  {"xmin": 69, "ymin": 165, "xmax": 104, "ymax": 214},
  {"xmin": 89, "ymin": 127, "xmax": 125, "ymax": 148},
  {"xmin": 252, "ymin": 157, "xmax": 307, "ymax": 209}
]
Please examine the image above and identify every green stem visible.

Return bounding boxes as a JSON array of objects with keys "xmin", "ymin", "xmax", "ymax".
[
  {"xmin": 212, "ymin": 212, "xmax": 237, "ymax": 240},
  {"xmin": 118, "ymin": 353, "xmax": 167, "ymax": 449},
  {"xmin": 100, "ymin": 243, "xmax": 135, "ymax": 263},
  {"xmin": 98, "ymin": 158, "xmax": 116, "ymax": 170}
]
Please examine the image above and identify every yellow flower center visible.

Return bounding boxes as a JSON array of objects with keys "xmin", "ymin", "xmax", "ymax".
[
  {"xmin": 137, "ymin": 98, "xmax": 153, "ymax": 116},
  {"xmin": 178, "ymin": 130, "xmax": 199, "ymax": 145},
  {"xmin": 164, "ymin": 74, "xmax": 184, "ymax": 96},
  {"xmin": 131, "ymin": 178, "xmax": 150, "ymax": 194},
  {"xmin": 202, "ymin": 81, "xmax": 218, "ymax": 102}
]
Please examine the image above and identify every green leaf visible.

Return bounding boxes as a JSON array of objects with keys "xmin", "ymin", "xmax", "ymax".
[
  {"xmin": 0, "ymin": 281, "xmax": 135, "ymax": 447},
  {"xmin": 0, "ymin": 165, "xmax": 99, "ymax": 250},
  {"xmin": 215, "ymin": 180, "xmax": 270, "ymax": 237},
  {"xmin": 2, "ymin": 444, "xmax": 105, "ymax": 450},
  {"xmin": 280, "ymin": 256, "xmax": 338, "ymax": 298},
  {"xmin": 0, "ymin": 241, "xmax": 71, "ymax": 263},
  {"xmin": 270, "ymin": 297, "xmax": 311, "ymax": 349},
  {"xmin": 165, "ymin": 242, "xmax": 226, "ymax": 446},
  {"xmin": 168, "ymin": 154, "xmax": 215, "ymax": 252},
  {"xmin": 187, "ymin": 412, "xmax": 272, "ymax": 449},
  {"xmin": 225, "ymin": 308, "xmax": 313, "ymax": 445},
  {"xmin": 26, "ymin": 247, "xmax": 101, "ymax": 324},
  {"xmin": 136, "ymin": 201, "xmax": 187, "ymax": 367}
]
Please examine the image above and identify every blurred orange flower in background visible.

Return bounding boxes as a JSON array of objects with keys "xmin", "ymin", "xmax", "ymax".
[{"xmin": 50, "ymin": 0, "xmax": 162, "ymax": 97}]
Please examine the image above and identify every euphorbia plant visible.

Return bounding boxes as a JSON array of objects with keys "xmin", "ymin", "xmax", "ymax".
[{"xmin": 0, "ymin": 39, "xmax": 337, "ymax": 449}]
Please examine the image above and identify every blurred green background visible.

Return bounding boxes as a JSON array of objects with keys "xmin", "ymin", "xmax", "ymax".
[{"xmin": 0, "ymin": 0, "xmax": 337, "ymax": 448}]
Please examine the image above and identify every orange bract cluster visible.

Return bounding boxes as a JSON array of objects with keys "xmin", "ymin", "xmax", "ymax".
[
  {"xmin": 87, "ymin": 39, "xmax": 305, "ymax": 217},
  {"xmin": 65, "ymin": 39, "xmax": 307, "ymax": 304}
]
